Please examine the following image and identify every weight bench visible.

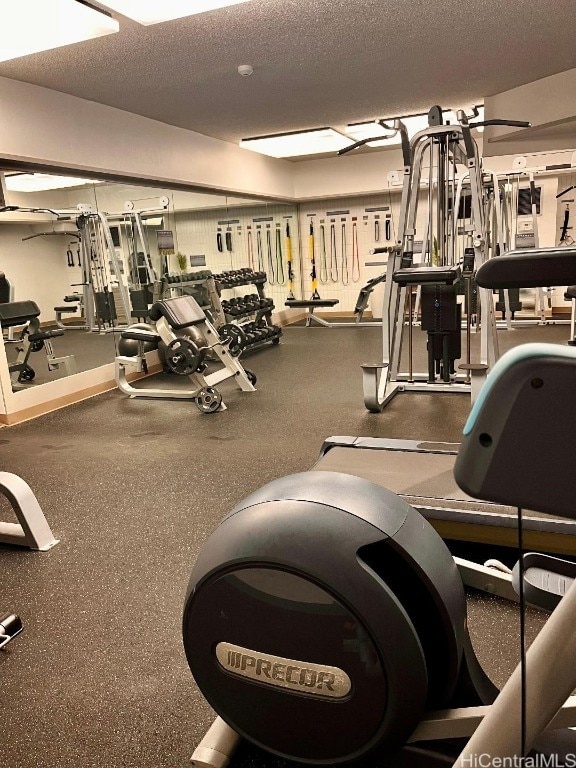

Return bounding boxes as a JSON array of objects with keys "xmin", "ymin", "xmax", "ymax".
[
  {"xmin": 115, "ymin": 295, "xmax": 256, "ymax": 413},
  {"xmin": 54, "ymin": 293, "xmax": 85, "ymax": 331},
  {"xmin": 0, "ymin": 301, "xmax": 77, "ymax": 386},
  {"xmin": 285, "ymin": 298, "xmax": 340, "ymax": 327}
]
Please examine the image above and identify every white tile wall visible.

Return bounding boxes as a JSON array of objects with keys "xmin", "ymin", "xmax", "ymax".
[
  {"xmin": 298, "ymin": 192, "xmax": 401, "ymax": 313},
  {"xmin": 151, "ymin": 204, "xmax": 302, "ymax": 310}
]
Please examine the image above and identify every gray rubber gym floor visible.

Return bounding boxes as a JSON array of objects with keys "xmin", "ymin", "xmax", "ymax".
[{"xmin": 1, "ymin": 323, "xmax": 566, "ymax": 768}]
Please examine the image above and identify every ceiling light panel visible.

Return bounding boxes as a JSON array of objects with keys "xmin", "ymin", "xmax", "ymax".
[
  {"xmin": 5, "ymin": 174, "xmax": 102, "ymax": 192},
  {"xmin": 240, "ymin": 129, "xmax": 354, "ymax": 159},
  {"xmin": 0, "ymin": 0, "xmax": 119, "ymax": 63},
  {"xmin": 345, "ymin": 122, "xmax": 401, "ymax": 148},
  {"xmin": 98, "ymin": 0, "xmax": 251, "ymax": 25}
]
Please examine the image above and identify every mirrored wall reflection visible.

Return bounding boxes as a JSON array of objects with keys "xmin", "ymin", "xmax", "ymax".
[
  {"xmin": 0, "ymin": 176, "xmax": 117, "ymax": 392},
  {"xmin": 0, "ymin": 171, "xmax": 300, "ymax": 396}
]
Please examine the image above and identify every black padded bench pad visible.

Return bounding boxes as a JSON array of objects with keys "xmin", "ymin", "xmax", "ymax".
[
  {"xmin": 477, "ymin": 247, "xmax": 576, "ymax": 289},
  {"xmin": 148, "ymin": 296, "xmax": 206, "ymax": 329},
  {"xmin": 393, "ymin": 265, "xmax": 461, "ymax": 286},
  {"xmin": 121, "ymin": 330, "xmax": 161, "ymax": 342},
  {"xmin": 285, "ymin": 299, "xmax": 340, "ymax": 308},
  {"xmin": 0, "ymin": 301, "xmax": 41, "ymax": 327}
]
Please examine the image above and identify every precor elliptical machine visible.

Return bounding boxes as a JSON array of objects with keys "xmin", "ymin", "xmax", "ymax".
[{"xmin": 183, "ymin": 250, "xmax": 576, "ymax": 766}]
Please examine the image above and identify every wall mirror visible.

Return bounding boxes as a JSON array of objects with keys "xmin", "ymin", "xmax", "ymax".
[{"xmin": 0, "ymin": 171, "xmax": 299, "ymax": 420}]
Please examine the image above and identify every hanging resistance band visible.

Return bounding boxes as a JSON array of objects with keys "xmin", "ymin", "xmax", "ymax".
[
  {"xmin": 309, "ymin": 220, "xmax": 320, "ymax": 299},
  {"xmin": 247, "ymin": 229, "xmax": 254, "ymax": 269},
  {"xmin": 374, "ymin": 219, "xmax": 380, "ymax": 242},
  {"xmin": 275, "ymin": 227, "xmax": 285, "ymax": 284},
  {"xmin": 256, "ymin": 228, "xmax": 264, "ymax": 271},
  {"xmin": 330, "ymin": 223, "xmax": 339, "ymax": 282},
  {"xmin": 286, "ymin": 222, "xmax": 295, "ymax": 300},
  {"xmin": 319, "ymin": 224, "xmax": 328, "ymax": 283},
  {"xmin": 385, "ymin": 218, "xmax": 391, "ymax": 241},
  {"xmin": 266, "ymin": 227, "xmax": 276, "ymax": 284},
  {"xmin": 341, "ymin": 222, "xmax": 349, "ymax": 285},
  {"xmin": 216, "ymin": 231, "xmax": 223, "ymax": 252},
  {"xmin": 67, "ymin": 248, "xmax": 74, "ymax": 267},
  {"xmin": 351, "ymin": 221, "xmax": 360, "ymax": 283},
  {"xmin": 225, "ymin": 229, "xmax": 233, "ymax": 252}
]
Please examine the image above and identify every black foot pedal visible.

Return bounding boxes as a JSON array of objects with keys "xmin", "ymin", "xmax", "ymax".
[{"xmin": 512, "ymin": 554, "xmax": 576, "ymax": 611}]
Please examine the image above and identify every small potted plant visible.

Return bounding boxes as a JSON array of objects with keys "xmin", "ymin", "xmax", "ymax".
[{"xmin": 176, "ymin": 251, "xmax": 188, "ymax": 279}]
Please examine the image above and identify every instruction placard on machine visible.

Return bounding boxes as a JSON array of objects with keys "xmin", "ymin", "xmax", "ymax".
[{"xmin": 156, "ymin": 230, "xmax": 175, "ymax": 250}]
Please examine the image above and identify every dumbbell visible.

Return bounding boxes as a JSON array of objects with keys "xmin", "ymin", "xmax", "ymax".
[
  {"xmin": 243, "ymin": 295, "xmax": 258, "ymax": 312},
  {"xmin": 242, "ymin": 322, "xmax": 257, "ymax": 343},
  {"xmin": 235, "ymin": 297, "xmax": 249, "ymax": 313}
]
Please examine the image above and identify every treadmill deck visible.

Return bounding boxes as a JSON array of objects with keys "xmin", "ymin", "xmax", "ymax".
[{"xmin": 313, "ymin": 438, "xmax": 576, "ymax": 555}]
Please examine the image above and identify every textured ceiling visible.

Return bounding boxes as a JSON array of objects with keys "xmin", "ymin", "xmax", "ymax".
[{"xmin": 1, "ymin": 0, "xmax": 575, "ymax": 145}]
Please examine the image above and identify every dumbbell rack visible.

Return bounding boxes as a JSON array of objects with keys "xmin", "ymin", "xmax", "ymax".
[
  {"xmin": 214, "ymin": 269, "xmax": 282, "ymax": 355},
  {"xmin": 158, "ymin": 272, "xmax": 225, "ymax": 325}
]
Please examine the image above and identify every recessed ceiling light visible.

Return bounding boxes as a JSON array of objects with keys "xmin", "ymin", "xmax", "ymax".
[
  {"xmin": 5, "ymin": 174, "xmax": 103, "ymax": 192},
  {"xmin": 0, "ymin": 0, "xmax": 119, "ymax": 63},
  {"xmin": 240, "ymin": 128, "xmax": 354, "ymax": 159},
  {"xmin": 98, "ymin": 0, "xmax": 251, "ymax": 25}
]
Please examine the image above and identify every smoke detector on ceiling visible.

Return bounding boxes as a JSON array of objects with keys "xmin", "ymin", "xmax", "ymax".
[{"xmin": 238, "ymin": 64, "xmax": 254, "ymax": 77}]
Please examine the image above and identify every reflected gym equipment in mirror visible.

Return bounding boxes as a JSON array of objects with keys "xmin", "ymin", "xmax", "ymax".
[{"xmin": 0, "ymin": 171, "xmax": 300, "ymax": 417}]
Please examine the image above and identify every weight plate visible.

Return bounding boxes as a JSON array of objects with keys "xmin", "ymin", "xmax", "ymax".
[
  {"xmin": 18, "ymin": 366, "xmax": 35, "ymax": 382},
  {"xmin": 166, "ymin": 337, "xmax": 203, "ymax": 376},
  {"xmin": 220, "ymin": 324, "xmax": 246, "ymax": 357},
  {"xmin": 196, "ymin": 387, "xmax": 223, "ymax": 414},
  {"xmin": 245, "ymin": 369, "xmax": 257, "ymax": 386}
]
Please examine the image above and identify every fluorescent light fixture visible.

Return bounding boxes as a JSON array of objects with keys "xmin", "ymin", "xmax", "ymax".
[
  {"xmin": 403, "ymin": 113, "xmax": 433, "ymax": 138},
  {"xmin": 5, "ymin": 174, "xmax": 102, "ymax": 193},
  {"xmin": 345, "ymin": 114, "xmax": 429, "ymax": 147},
  {"xmin": 345, "ymin": 121, "xmax": 401, "ymax": 148},
  {"xmin": 0, "ymin": 0, "xmax": 119, "ymax": 63},
  {"xmin": 240, "ymin": 128, "xmax": 354, "ymax": 159},
  {"xmin": 99, "ymin": 0, "xmax": 251, "ymax": 25}
]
